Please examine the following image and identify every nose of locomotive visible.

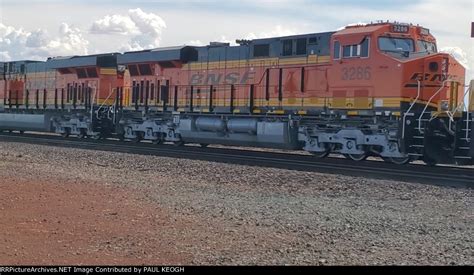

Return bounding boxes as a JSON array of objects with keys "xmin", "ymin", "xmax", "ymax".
[{"xmin": 417, "ymin": 53, "xmax": 465, "ymax": 89}]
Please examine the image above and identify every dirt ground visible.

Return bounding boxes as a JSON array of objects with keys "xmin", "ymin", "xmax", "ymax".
[
  {"xmin": 0, "ymin": 178, "xmax": 194, "ymax": 265},
  {"xmin": 0, "ymin": 141, "xmax": 472, "ymax": 265}
]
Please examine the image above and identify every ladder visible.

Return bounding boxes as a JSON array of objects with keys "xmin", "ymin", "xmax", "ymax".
[{"xmin": 453, "ymin": 112, "xmax": 473, "ymax": 162}]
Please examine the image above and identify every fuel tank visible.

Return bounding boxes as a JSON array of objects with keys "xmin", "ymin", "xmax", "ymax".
[{"xmin": 0, "ymin": 113, "xmax": 52, "ymax": 132}]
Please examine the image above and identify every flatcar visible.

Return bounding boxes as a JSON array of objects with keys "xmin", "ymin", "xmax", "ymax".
[{"xmin": 0, "ymin": 21, "xmax": 473, "ymax": 165}]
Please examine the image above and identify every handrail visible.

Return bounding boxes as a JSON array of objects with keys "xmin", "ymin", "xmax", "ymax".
[
  {"xmin": 417, "ymin": 80, "xmax": 449, "ymax": 133},
  {"xmin": 90, "ymin": 88, "xmax": 95, "ymax": 123},
  {"xmin": 443, "ymin": 84, "xmax": 471, "ymax": 134},
  {"xmin": 402, "ymin": 80, "xmax": 421, "ymax": 139},
  {"xmin": 462, "ymin": 82, "xmax": 473, "ymax": 140},
  {"xmin": 450, "ymin": 84, "xmax": 470, "ymax": 114},
  {"xmin": 96, "ymin": 89, "xmax": 116, "ymax": 119}
]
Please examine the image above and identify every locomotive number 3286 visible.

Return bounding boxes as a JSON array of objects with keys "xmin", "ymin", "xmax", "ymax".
[{"xmin": 342, "ymin": 67, "xmax": 371, "ymax": 80}]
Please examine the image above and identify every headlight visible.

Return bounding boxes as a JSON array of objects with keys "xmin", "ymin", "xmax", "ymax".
[
  {"xmin": 429, "ymin": 62, "xmax": 439, "ymax": 72},
  {"xmin": 440, "ymin": 100, "xmax": 449, "ymax": 111}
]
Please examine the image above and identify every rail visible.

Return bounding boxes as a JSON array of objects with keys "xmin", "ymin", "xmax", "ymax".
[{"xmin": 0, "ymin": 132, "xmax": 472, "ymax": 188}]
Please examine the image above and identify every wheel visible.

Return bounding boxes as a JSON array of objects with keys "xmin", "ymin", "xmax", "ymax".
[
  {"xmin": 310, "ymin": 150, "xmax": 330, "ymax": 158},
  {"xmin": 151, "ymin": 133, "xmax": 163, "ymax": 145},
  {"xmin": 78, "ymin": 130, "xmax": 87, "ymax": 139},
  {"xmin": 90, "ymin": 134, "xmax": 101, "ymax": 140},
  {"xmin": 388, "ymin": 157, "xmax": 411, "ymax": 165},
  {"xmin": 423, "ymin": 157, "xmax": 437, "ymax": 166},
  {"xmin": 152, "ymin": 138, "xmax": 162, "ymax": 145},
  {"xmin": 61, "ymin": 130, "xmax": 70, "ymax": 138},
  {"xmin": 173, "ymin": 141, "xmax": 184, "ymax": 147},
  {"xmin": 200, "ymin": 143, "xmax": 209, "ymax": 148},
  {"xmin": 344, "ymin": 153, "xmax": 369, "ymax": 161},
  {"xmin": 132, "ymin": 132, "xmax": 143, "ymax": 143}
]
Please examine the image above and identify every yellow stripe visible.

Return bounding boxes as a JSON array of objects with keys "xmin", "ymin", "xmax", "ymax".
[
  {"xmin": 100, "ymin": 68, "xmax": 117, "ymax": 75},
  {"xmin": 184, "ymin": 56, "xmax": 330, "ymax": 70},
  {"xmin": 268, "ymin": 110, "xmax": 285, "ymax": 114},
  {"xmin": 347, "ymin": 111, "xmax": 359, "ymax": 116}
]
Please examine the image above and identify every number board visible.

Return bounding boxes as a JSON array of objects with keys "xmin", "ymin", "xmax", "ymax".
[{"xmin": 392, "ymin": 24, "xmax": 409, "ymax": 33}]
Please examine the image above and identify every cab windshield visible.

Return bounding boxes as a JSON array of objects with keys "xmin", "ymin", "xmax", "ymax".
[
  {"xmin": 378, "ymin": 37, "xmax": 415, "ymax": 53},
  {"xmin": 417, "ymin": 40, "xmax": 437, "ymax": 53}
]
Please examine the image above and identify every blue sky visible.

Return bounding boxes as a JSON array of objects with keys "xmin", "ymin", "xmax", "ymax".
[{"xmin": 0, "ymin": 0, "xmax": 472, "ymax": 81}]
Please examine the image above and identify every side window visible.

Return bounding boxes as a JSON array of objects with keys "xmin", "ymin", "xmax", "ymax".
[
  {"xmin": 343, "ymin": 45, "xmax": 352, "ymax": 58},
  {"xmin": 77, "ymin": 68, "xmax": 87, "ymax": 79},
  {"xmin": 128, "ymin": 65, "xmax": 139, "ymax": 76},
  {"xmin": 254, "ymin": 44, "xmax": 270, "ymax": 58},
  {"xmin": 334, "ymin": 41, "xmax": 341, "ymax": 59},
  {"xmin": 296, "ymin": 38, "xmax": 307, "ymax": 55},
  {"xmin": 361, "ymin": 37, "xmax": 369, "ymax": 57},
  {"xmin": 341, "ymin": 37, "xmax": 370, "ymax": 59},
  {"xmin": 308, "ymin": 37, "xmax": 318, "ymax": 45},
  {"xmin": 282, "ymin": 40, "xmax": 293, "ymax": 56},
  {"xmin": 351, "ymin": 46, "xmax": 359, "ymax": 57}
]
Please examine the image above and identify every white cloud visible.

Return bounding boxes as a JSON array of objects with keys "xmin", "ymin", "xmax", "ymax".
[
  {"xmin": 245, "ymin": 25, "xmax": 297, "ymax": 40},
  {"xmin": 187, "ymin": 40, "xmax": 205, "ymax": 46},
  {"xmin": 186, "ymin": 26, "xmax": 298, "ymax": 47},
  {"xmin": 337, "ymin": 22, "xmax": 368, "ymax": 31},
  {"xmin": 90, "ymin": 8, "xmax": 167, "ymax": 51},
  {"xmin": 90, "ymin": 14, "xmax": 137, "ymax": 35},
  {"xmin": 25, "ymin": 29, "xmax": 49, "ymax": 48},
  {"xmin": 0, "ymin": 52, "xmax": 11, "ymax": 61},
  {"xmin": 441, "ymin": 47, "xmax": 470, "ymax": 69},
  {"xmin": 0, "ymin": 22, "xmax": 89, "ymax": 61},
  {"xmin": 47, "ymin": 23, "xmax": 89, "ymax": 57}
]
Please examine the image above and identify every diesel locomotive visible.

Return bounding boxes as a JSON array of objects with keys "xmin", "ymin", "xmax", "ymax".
[{"xmin": 1, "ymin": 22, "xmax": 473, "ymax": 165}]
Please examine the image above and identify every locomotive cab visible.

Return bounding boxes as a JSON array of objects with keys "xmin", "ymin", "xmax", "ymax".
[{"xmin": 326, "ymin": 22, "xmax": 468, "ymax": 165}]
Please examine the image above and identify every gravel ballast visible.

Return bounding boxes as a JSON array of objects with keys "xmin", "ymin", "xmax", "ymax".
[{"xmin": 0, "ymin": 141, "xmax": 472, "ymax": 265}]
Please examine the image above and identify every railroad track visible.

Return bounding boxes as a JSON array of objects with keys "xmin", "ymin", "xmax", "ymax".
[{"xmin": 0, "ymin": 132, "xmax": 472, "ymax": 188}]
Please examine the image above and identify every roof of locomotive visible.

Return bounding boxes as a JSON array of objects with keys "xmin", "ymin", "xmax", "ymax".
[
  {"xmin": 116, "ymin": 31, "xmax": 336, "ymax": 64},
  {"xmin": 193, "ymin": 31, "xmax": 335, "ymax": 62},
  {"xmin": 47, "ymin": 53, "xmax": 119, "ymax": 69},
  {"xmin": 118, "ymin": 45, "xmax": 198, "ymax": 64},
  {"xmin": 335, "ymin": 25, "xmax": 385, "ymax": 35}
]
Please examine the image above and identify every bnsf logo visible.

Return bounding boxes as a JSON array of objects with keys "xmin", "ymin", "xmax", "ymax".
[
  {"xmin": 190, "ymin": 71, "xmax": 256, "ymax": 85},
  {"xmin": 410, "ymin": 72, "xmax": 451, "ymax": 82}
]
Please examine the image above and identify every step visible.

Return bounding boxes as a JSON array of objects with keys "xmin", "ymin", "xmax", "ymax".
[
  {"xmin": 454, "ymin": 156, "xmax": 472, "ymax": 159},
  {"xmin": 410, "ymin": 145, "xmax": 424, "ymax": 148},
  {"xmin": 458, "ymin": 147, "xmax": 471, "ymax": 150},
  {"xmin": 408, "ymin": 153, "xmax": 423, "ymax": 156},
  {"xmin": 413, "ymin": 136, "xmax": 424, "ymax": 139}
]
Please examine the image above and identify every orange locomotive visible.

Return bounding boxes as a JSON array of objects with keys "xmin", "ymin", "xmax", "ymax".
[{"xmin": 0, "ymin": 22, "xmax": 472, "ymax": 165}]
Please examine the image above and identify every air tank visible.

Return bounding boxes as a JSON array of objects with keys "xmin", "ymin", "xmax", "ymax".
[
  {"xmin": 227, "ymin": 118, "xmax": 258, "ymax": 134},
  {"xmin": 195, "ymin": 117, "xmax": 226, "ymax": 132}
]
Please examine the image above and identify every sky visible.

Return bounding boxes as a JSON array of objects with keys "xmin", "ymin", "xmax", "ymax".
[{"xmin": 0, "ymin": 0, "xmax": 473, "ymax": 81}]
